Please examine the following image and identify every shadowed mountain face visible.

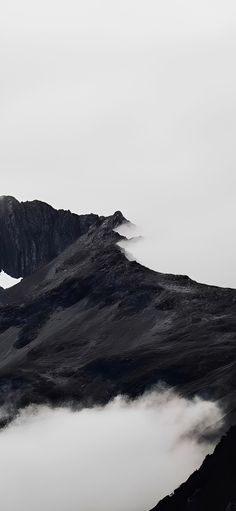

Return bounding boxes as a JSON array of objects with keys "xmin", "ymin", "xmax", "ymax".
[
  {"xmin": 0, "ymin": 196, "xmax": 104, "ymax": 278},
  {"xmin": 0, "ymin": 197, "xmax": 236, "ymax": 509},
  {"xmin": 151, "ymin": 425, "xmax": 236, "ymax": 511}
]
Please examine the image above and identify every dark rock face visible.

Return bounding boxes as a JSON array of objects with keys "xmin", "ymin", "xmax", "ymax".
[
  {"xmin": 0, "ymin": 196, "xmax": 105, "ymax": 278},
  {"xmin": 151, "ymin": 425, "xmax": 236, "ymax": 511},
  {"xmin": 0, "ymin": 202, "xmax": 235, "ymax": 418}
]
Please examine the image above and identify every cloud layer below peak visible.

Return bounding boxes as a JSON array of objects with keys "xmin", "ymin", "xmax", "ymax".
[{"xmin": 0, "ymin": 389, "xmax": 222, "ymax": 511}]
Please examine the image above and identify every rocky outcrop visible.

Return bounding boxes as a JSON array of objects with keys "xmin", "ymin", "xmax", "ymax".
[
  {"xmin": 0, "ymin": 196, "xmax": 105, "ymax": 278},
  {"xmin": 150, "ymin": 425, "xmax": 236, "ymax": 511}
]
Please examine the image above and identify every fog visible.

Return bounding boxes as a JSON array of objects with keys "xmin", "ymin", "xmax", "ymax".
[
  {"xmin": 0, "ymin": 390, "xmax": 222, "ymax": 511},
  {"xmin": 1, "ymin": 0, "xmax": 236, "ymax": 287}
]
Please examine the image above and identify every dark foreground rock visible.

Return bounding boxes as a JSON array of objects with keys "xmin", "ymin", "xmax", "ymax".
[{"xmin": 151, "ymin": 425, "xmax": 236, "ymax": 511}]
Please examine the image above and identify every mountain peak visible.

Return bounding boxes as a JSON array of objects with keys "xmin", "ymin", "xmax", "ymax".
[
  {"xmin": 0, "ymin": 195, "xmax": 20, "ymax": 208},
  {"xmin": 112, "ymin": 210, "xmax": 127, "ymax": 225}
]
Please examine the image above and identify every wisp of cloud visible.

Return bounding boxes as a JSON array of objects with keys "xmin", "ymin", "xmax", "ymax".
[{"xmin": 0, "ymin": 390, "xmax": 222, "ymax": 511}]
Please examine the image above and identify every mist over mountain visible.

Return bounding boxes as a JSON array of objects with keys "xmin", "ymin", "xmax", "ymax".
[{"xmin": 0, "ymin": 196, "xmax": 235, "ymax": 509}]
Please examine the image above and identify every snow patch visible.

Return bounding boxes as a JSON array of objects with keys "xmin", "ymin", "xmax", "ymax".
[{"xmin": 0, "ymin": 271, "xmax": 22, "ymax": 289}]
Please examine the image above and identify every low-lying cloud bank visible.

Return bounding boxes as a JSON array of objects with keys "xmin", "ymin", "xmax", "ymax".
[{"xmin": 0, "ymin": 390, "xmax": 222, "ymax": 511}]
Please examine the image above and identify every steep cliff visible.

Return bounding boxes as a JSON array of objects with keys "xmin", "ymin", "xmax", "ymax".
[{"xmin": 0, "ymin": 196, "xmax": 104, "ymax": 278}]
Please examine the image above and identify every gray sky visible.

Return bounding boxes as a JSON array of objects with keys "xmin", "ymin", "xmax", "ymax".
[{"xmin": 1, "ymin": 0, "xmax": 236, "ymax": 287}]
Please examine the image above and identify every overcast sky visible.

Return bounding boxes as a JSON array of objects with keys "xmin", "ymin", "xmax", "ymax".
[{"xmin": 1, "ymin": 0, "xmax": 236, "ymax": 287}]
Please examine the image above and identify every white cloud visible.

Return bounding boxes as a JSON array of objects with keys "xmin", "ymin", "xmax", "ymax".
[{"xmin": 0, "ymin": 390, "xmax": 222, "ymax": 511}]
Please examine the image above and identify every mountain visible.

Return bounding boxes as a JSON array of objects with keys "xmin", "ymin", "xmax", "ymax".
[
  {"xmin": 0, "ymin": 200, "xmax": 235, "ymax": 414},
  {"xmin": 151, "ymin": 424, "xmax": 236, "ymax": 511},
  {"xmin": 0, "ymin": 196, "xmax": 236, "ymax": 508}
]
